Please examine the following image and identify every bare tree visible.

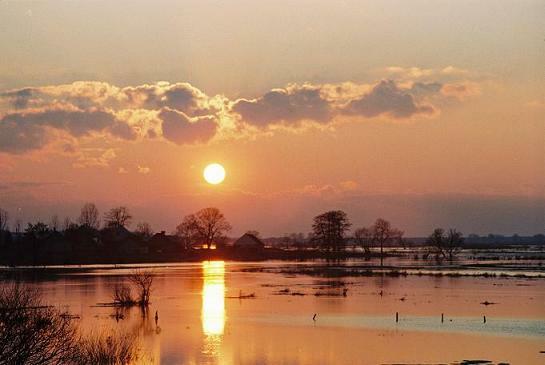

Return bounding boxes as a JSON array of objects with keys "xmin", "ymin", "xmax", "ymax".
[
  {"xmin": 14, "ymin": 218, "xmax": 22, "ymax": 234},
  {"xmin": 104, "ymin": 206, "xmax": 133, "ymax": 228},
  {"xmin": 0, "ymin": 208, "xmax": 8, "ymax": 231},
  {"xmin": 176, "ymin": 214, "xmax": 200, "ymax": 249},
  {"xmin": 427, "ymin": 228, "xmax": 464, "ymax": 261},
  {"xmin": 49, "ymin": 214, "xmax": 60, "ymax": 232},
  {"xmin": 312, "ymin": 210, "xmax": 352, "ymax": 253},
  {"xmin": 0, "ymin": 208, "xmax": 9, "ymax": 246},
  {"xmin": 0, "ymin": 284, "xmax": 80, "ymax": 364},
  {"xmin": 370, "ymin": 218, "xmax": 403, "ymax": 266},
  {"xmin": 112, "ymin": 284, "xmax": 136, "ymax": 306},
  {"xmin": 135, "ymin": 222, "xmax": 154, "ymax": 238},
  {"xmin": 128, "ymin": 270, "xmax": 154, "ymax": 306},
  {"xmin": 177, "ymin": 207, "xmax": 232, "ymax": 249},
  {"xmin": 63, "ymin": 216, "xmax": 74, "ymax": 231},
  {"xmin": 354, "ymin": 227, "xmax": 373, "ymax": 254},
  {"xmin": 78, "ymin": 203, "xmax": 100, "ymax": 229}
]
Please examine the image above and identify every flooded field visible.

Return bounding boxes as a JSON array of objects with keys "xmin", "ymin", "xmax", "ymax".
[{"xmin": 6, "ymin": 259, "xmax": 545, "ymax": 364}]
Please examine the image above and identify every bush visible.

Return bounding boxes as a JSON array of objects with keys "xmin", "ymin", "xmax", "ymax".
[
  {"xmin": 112, "ymin": 284, "xmax": 136, "ymax": 307},
  {"xmin": 77, "ymin": 331, "xmax": 139, "ymax": 365},
  {"xmin": 0, "ymin": 283, "xmax": 80, "ymax": 364}
]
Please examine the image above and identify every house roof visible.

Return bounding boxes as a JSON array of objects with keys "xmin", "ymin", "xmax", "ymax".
[{"xmin": 233, "ymin": 233, "xmax": 265, "ymax": 248}]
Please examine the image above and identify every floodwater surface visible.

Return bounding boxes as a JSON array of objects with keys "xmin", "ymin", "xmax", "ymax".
[{"xmin": 14, "ymin": 261, "xmax": 545, "ymax": 364}]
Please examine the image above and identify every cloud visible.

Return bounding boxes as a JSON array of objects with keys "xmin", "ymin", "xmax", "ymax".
[
  {"xmin": 0, "ymin": 106, "xmax": 136, "ymax": 153},
  {"xmin": 158, "ymin": 108, "xmax": 218, "ymax": 145},
  {"xmin": 72, "ymin": 148, "xmax": 117, "ymax": 168},
  {"xmin": 343, "ymin": 80, "xmax": 436, "ymax": 119},
  {"xmin": 0, "ymin": 72, "xmax": 477, "ymax": 156},
  {"xmin": 409, "ymin": 82, "xmax": 443, "ymax": 96},
  {"xmin": 1, "ymin": 87, "xmax": 35, "ymax": 109},
  {"xmin": 137, "ymin": 165, "xmax": 151, "ymax": 174},
  {"xmin": 0, "ymin": 117, "xmax": 49, "ymax": 153},
  {"xmin": 441, "ymin": 81, "xmax": 481, "ymax": 100},
  {"xmin": 0, "ymin": 181, "xmax": 69, "ymax": 190},
  {"xmin": 120, "ymin": 82, "xmax": 213, "ymax": 116},
  {"xmin": 232, "ymin": 85, "xmax": 332, "ymax": 126},
  {"xmin": 383, "ymin": 65, "xmax": 470, "ymax": 80},
  {"xmin": 525, "ymin": 99, "xmax": 545, "ymax": 108}
]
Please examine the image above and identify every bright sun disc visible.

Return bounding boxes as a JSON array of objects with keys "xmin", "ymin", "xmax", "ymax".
[{"xmin": 203, "ymin": 163, "xmax": 226, "ymax": 185}]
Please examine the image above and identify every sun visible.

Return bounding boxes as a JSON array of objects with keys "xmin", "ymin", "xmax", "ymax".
[{"xmin": 203, "ymin": 163, "xmax": 226, "ymax": 185}]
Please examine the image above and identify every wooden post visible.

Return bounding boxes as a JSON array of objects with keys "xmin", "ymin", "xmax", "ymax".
[
  {"xmin": 396, "ymin": 312, "xmax": 399, "ymax": 323},
  {"xmin": 441, "ymin": 313, "xmax": 444, "ymax": 323}
]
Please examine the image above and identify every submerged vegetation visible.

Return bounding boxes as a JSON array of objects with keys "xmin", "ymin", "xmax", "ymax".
[
  {"xmin": 242, "ymin": 265, "xmax": 545, "ymax": 279},
  {"xmin": 110, "ymin": 270, "xmax": 154, "ymax": 308},
  {"xmin": 0, "ymin": 283, "xmax": 142, "ymax": 365}
]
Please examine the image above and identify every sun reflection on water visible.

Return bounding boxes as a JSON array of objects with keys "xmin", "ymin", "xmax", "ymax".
[{"xmin": 201, "ymin": 261, "xmax": 226, "ymax": 337}]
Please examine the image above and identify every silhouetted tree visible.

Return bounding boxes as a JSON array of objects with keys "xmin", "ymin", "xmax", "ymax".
[
  {"xmin": 280, "ymin": 233, "xmax": 304, "ymax": 249},
  {"xmin": 104, "ymin": 206, "xmax": 132, "ymax": 228},
  {"xmin": 63, "ymin": 216, "xmax": 74, "ymax": 231},
  {"xmin": 78, "ymin": 203, "xmax": 100, "ymax": 229},
  {"xmin": 311, "ymin": 210, "xmax": 351, "ymax": 253},
  {"xmin": 128, "ymin": 270, "xmax": 154, "ymax": 306},
  {"xmin": 175, "ymin": 214, "xmax": 200, "ymax": 249},
  {"xmin": 177, "ymin": 208, "xmax": 231, "ymax": 249},
  {"xmin": 135, "ymin": 222, "xmax": 154, "ymax": 239},
  {"xmin": 354, "ymin": 227, "xmax": 372, "ymax": 254},
  {"xmin": 0, "ymin": 208, "xmax": 9, "ymax": 247},
  {"xmin": 14, "ymin": 218, "xmax": 22, "ymax": 234},
  {"xmin": 0, "ymin": 208, "xmax": 8, "ymax": 232},
  {"xmin": 49, "ymin": 214, "xmax": 60, "ymax": 232},
  {"xmin": 25, "ymin": 222, "xmax": 50, "ymax": 240},
  {"xmin": 427, "ymin": 228, "xmax": 464, "ymax": 261},
  {"xmin": 370, "ymin": 218, "xmax": 403, "ymax": 266}
]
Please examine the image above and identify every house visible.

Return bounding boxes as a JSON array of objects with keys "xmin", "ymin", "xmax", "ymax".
[
  {"xmin": 101, "ymin": 225, "xmax": 147, "ymax": 255},
  {"xmin": 233, "ymin": 233, "xmax": 265, "ymax": 251},
  {"xmin": 149, "ymin": 231, "xmax": 181, "ymax": 254}
]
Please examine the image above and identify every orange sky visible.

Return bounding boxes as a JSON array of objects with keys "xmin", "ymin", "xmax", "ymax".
[{"xmin": 0, "ymin": 0, "xmax": 544, "ymax": 236}]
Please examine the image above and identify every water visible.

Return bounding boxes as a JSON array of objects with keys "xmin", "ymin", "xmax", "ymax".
[{"xmin": 4, "ymin": 260, "xmax": 545, "ymax": 364}]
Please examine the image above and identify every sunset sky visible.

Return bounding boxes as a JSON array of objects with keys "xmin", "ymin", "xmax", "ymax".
[{"xmin": 1, "ymin": 0, "xmax": 544, "ymax": 236}]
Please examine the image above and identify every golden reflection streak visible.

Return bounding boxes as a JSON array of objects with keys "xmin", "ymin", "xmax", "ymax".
[{"xmin": 201, "ymin": 261, "xmax": 225, "ymax": 336}]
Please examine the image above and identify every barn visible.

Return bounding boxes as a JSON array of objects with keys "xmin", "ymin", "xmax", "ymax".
[{"xmin": 233, "ymin": 233, "xmax": 265, "ymax": 251}]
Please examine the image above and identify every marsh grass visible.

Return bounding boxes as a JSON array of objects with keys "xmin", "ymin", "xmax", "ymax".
[{"xmin": 77, "ymin": 330, "xmax": 140, "ymax": 365}]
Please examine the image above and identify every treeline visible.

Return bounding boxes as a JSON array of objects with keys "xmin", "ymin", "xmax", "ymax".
[
  {"xmin": 0, "ymin": 205, "xmax": 469, "ymax": 265},
  {"xmin": 0, "ymin": 204, "xmax": 234, "ymax": 265},
  {"xmin": 305, "ymin": 210, "xmax": 464, "ymax": 264}
]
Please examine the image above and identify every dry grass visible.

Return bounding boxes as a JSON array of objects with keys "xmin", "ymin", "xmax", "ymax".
[{"xmin": 77, "ymin": 330, "xmax": 140, "ymax": 365}]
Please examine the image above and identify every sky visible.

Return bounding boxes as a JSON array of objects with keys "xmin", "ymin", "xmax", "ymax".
[{"xmin": 0, "ymin": 0, "xmax": 544, "ymax": 236}]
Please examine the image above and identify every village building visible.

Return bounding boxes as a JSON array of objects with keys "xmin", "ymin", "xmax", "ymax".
[{"xmin": 233, "ymin": 233, "xmax": 265, "ymax": 251}]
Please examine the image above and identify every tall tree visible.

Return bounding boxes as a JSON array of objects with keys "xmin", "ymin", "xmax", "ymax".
[
  {"xmin": 370, "ymin": 218, "xmax": 403, "ymax": 266},
  {"xmin": 104, "ymin": 206, "xmax": 133, "ymax": 228},
  {"xmin": 49, "ymin": 215, "xmax": 60, "ymax": 232},
  {"xmin": 427, "ymin": 228, "xmax": 464, "ymax": 261},
  {"xmin": 135, "ymin": 222, "xmax": 154, "ymax": 239},
  {"xmin": 0, "ymin": 208, "xmax": 8, "ymax": 232},
  {"xmin": 78, "ymin": 203, "xmax": 100, "ymax": 229},
  {"xmin": 354, "ymin": 227, "xmax": 373, "ymax": 254},
  {"xmin": 176, "ymin": 208, "xmax": 231, "ymax": 249},
  {"xmin": 311, "ymin": 210, "xmax": 351, "ymax": 253},
  {"xmin": 62, "ymin": 217, "xmax": 73, "ymax": 232},
  {"xmin": 14, "ymin": 219, "xmax": 22, "ymax": 234},
  {"xmin": 0, "ymin": 208, "xmax": 8, "ymax": 247},
  {"xmin": 176, "ymin": 214, "xmax": 200, "ymax": 249}
]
